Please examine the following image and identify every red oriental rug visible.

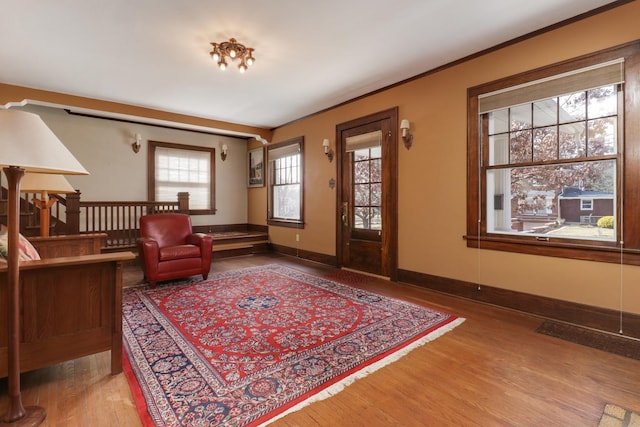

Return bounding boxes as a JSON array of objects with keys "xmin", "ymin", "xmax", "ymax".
[{"xmin": 122, "ymin": 264, "xmax": 464, "ymax": 426}]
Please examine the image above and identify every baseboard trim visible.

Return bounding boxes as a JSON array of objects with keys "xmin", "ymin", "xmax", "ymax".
[
  {"xmin": 536, "ymin": 320, "xmax": 640, "ymax": 359},
  {"xmin": 266, "ymin": 245, "xmax": 640, "ymax": 340},
  {"xmin": 397, "ymin": 268, "xmax": 640, "ymax": 340},
  {"xmin": 270, "ymin": 243, "xmax": 337, "ymax": 267}
]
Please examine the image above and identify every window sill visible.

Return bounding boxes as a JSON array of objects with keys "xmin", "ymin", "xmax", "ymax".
[
  {"xmin": 268, "ymin": 219, "xmax": 304, "ymax": 229},
  {"xmin": 463, "ymin": 234, "xmax": 640, "ymax": 266},
  {"xmin": 188, "ymin": 209, "xmax": 217, "ymax": 215}
]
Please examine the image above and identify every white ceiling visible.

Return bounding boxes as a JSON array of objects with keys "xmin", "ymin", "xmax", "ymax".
[{"xmin": 0, "ymin": 0, "xmax": 618, "ymax": 130}]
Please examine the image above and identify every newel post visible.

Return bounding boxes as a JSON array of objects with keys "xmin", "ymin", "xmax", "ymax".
[
  {"xmin": 177, "ymin": 192, "xmax": 190, "ymax": 213},
  {"xmin": 65, "ymin": 190, "xmax": 81, "ymax": 234}
]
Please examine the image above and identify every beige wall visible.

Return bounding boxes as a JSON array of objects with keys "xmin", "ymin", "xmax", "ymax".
[
  {"xmin": 16, "ymin": 105, "xmax": 249, "ymax": 227},
  {"xmin": 259, "ymin": 2, "xmax": 640, "ymax": 315}
]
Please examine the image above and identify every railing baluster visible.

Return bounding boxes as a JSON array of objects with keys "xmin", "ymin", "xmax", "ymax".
[{"xmin": 30, "ymin": 194, "xmax": 188, "ymax": 249}]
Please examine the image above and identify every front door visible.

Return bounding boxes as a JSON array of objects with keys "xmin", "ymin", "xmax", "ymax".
[{"xmin": 336, "ymin": 108, "xmax": 398, "ymax": 279}]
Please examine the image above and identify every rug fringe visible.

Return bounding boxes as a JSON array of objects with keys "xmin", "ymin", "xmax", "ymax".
[{"xmin": 259, "ymin": 317, "xmax": 466, "ymax": 426}]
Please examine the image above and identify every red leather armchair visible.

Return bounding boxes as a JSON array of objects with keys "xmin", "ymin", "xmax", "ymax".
[{"xmin": 138, "ymin": 213, "xmax": 213, "ymax": 288}]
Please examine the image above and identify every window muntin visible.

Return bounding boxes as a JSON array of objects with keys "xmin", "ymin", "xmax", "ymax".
[
  {"xmin": 353, "ymin": 146, "xmax": 382, "ymax": 230},
  {"xmin": 267, "ymin": 137, "xmax": 304, "ymax": 227},
  {"xmin": 272, "ymin": 154, "xmax": 301, "ymax": 220},
  {"xmin": 485, "ymin": 83, "xmax": 619, "ymax": 242},
  {"xmin": 149, "ymin": 141, "xmax": 215, "ymax": 214}
]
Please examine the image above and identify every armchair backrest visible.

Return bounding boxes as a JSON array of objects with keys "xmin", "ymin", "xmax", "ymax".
[{"xmin": 140, "ymin": 213, "xmax": 193, "ymax": 248}]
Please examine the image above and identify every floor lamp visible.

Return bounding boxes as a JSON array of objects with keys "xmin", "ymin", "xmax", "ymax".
[
  {"xmin": 19, "ymin": 173, "xmax": 77, "ymax": 238},
  {"xmin": 0, "ymin": 109, "xmax": 88, "ymax": 426}
]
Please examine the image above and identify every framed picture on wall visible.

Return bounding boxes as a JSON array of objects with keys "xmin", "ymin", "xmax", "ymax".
[{"xmin": 248, "ymin": 147, "xmax": 264, "ymax": 187}]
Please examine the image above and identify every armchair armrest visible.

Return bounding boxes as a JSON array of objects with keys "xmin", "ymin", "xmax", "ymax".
[
  {"xmin": 137, "ymin": 237, "xmax": 160, "ymax": 277},
  {"xmin": 186, "ymin": 233, "xmax": 213, "ymax": 253}
]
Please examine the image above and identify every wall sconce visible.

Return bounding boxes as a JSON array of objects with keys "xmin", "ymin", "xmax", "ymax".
[
  {"xmin": 400, "ymin": 119, "xmax": 413, "ymax": 150},
  {"xmin": 132, "ymin": 133, "xmax": 142, "ymax": 153},
  {"xmin": 322, "ymin": 138, "xmax": 334, "ymax": 162},
  {"xmin": 220, "ymin": 143, "xmax": 228, "ymax": 161}
]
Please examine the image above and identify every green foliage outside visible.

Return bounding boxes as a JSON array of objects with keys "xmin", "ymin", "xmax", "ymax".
[{"xmin": 597, "ymin": 216, "xmax": 614, "ymax": 228}]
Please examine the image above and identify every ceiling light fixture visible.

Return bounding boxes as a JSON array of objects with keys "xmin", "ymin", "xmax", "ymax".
[{"xmin": 209, "ymin": 38, "xmax": 255, "ymax": 73}]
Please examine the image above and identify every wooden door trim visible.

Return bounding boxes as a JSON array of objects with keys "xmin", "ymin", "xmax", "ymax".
[{"xmin": 335, "ymin": 107, "xmax": 398, "ymax": 280}]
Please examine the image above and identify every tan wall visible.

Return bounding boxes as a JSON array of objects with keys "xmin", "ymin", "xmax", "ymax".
[{"xmin": 260, "ymin": 2, "xmax": 640, "ymax": 315}]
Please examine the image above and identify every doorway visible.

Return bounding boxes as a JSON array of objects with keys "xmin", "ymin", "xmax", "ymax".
[{"xmin": 336, "ymin": 108, "xmax": 398, "ymax": 279}]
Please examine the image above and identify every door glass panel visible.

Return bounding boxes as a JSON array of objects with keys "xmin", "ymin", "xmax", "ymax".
[
  {"xmin": 354, "ymin": 160, "xmax": 369, "ymax": 183},
  {"xmin": 354, "ymin": 184, "xmax": 370, "ymax": 205},
  {"xmin": 352, "ymin": 147, "xmax": 382, "ymax": 231}
]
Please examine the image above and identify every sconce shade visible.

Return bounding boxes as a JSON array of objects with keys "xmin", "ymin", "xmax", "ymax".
[
  {"xmin": 322, "ymin": 138, "xmax": 334, "ymax": 162},
  {"xmin": 220, "ymin": 143, "xmax": 228, "ymax": 161},
  {"xmin": 399, "ymin": 119, "xmax": 413, "ymax": 149},
  {"xmin": 0, "ymin": 109, "xmax": 89, "ymax": 175},
  {"xmin": 19, "ymin": 173, "xmax": 77, "ymax": 194}
]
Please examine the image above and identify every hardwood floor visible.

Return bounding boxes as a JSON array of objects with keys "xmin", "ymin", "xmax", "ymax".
[{"xmin": 2, "ymin": 253, "xmax": 639, "ymax": 426}]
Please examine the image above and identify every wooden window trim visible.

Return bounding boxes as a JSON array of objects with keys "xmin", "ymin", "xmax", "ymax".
[
  {"xmin": 148, "ymin": 140, "xmax": 216, "ymax": 215},
  {"xmin": 267, "ymin": 136, "xmax": 305, "ymax": 228},
  {"xmin": 465, "ymin": 41, "xmax": 640, "ymax": 265}
]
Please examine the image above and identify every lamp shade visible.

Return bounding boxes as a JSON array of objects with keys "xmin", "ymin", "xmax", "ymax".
[
  {"xmin": 19, "ymin": 173, "xmax": 77, "ymax": 194},
  {"xmin": 0, "ymin": 109, "xmax": 89, "ymax": 175}
]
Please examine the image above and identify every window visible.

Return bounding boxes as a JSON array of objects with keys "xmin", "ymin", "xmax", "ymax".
[
  {"xmin": 466, "ymin": 42, "xmax": 640, "ymax": 265},
  {"xmin": 267, "ymin": 137, "xmax": 304, "ymax": 228},
  {"xmin": 581, "ymin": 199, "xmax": 593, "ymax": 211},
  {"xmin": 148, "ymin": 141, "xmax": 215, "ymax": 214}
]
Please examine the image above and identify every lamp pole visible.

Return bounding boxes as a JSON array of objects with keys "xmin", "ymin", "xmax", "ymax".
[{"xmin": 1, "ymin": 166, "xmax": 46, "ymax": 426}]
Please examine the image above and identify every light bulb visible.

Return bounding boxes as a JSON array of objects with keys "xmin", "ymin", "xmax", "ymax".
[
  {"xmin": 218, "ymin": 60, "xmax": 227, "ymax": 71},
  {"xmin": 229, "ymin": 49, "xmax": 236, "ymax": 58},
  {"xmin": 210, "ymin": 44, "xmax": 220, "ymax": 62}
]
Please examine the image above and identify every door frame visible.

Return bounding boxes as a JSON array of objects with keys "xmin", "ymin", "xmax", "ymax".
[{"xmin": 335, "ymin": 107, "xmax": 398, "ymax": 280}]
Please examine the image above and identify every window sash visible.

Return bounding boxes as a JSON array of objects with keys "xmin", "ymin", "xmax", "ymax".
[{"xmin": 267, "ymin": 137, "xmax": 304, "ymax": 227}]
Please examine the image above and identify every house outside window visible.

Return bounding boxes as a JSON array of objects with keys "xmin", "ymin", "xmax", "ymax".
[
  {"xmin": 149, "ymin": 140, "xmax": 215, "ymax": 214},
  {"xmin": 466, "ymin": 43, "xmax": 640, "ymax": 265},
  {"xmin": 267, "ymin": 136, "xmax": 304, "ymax": 228}
]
